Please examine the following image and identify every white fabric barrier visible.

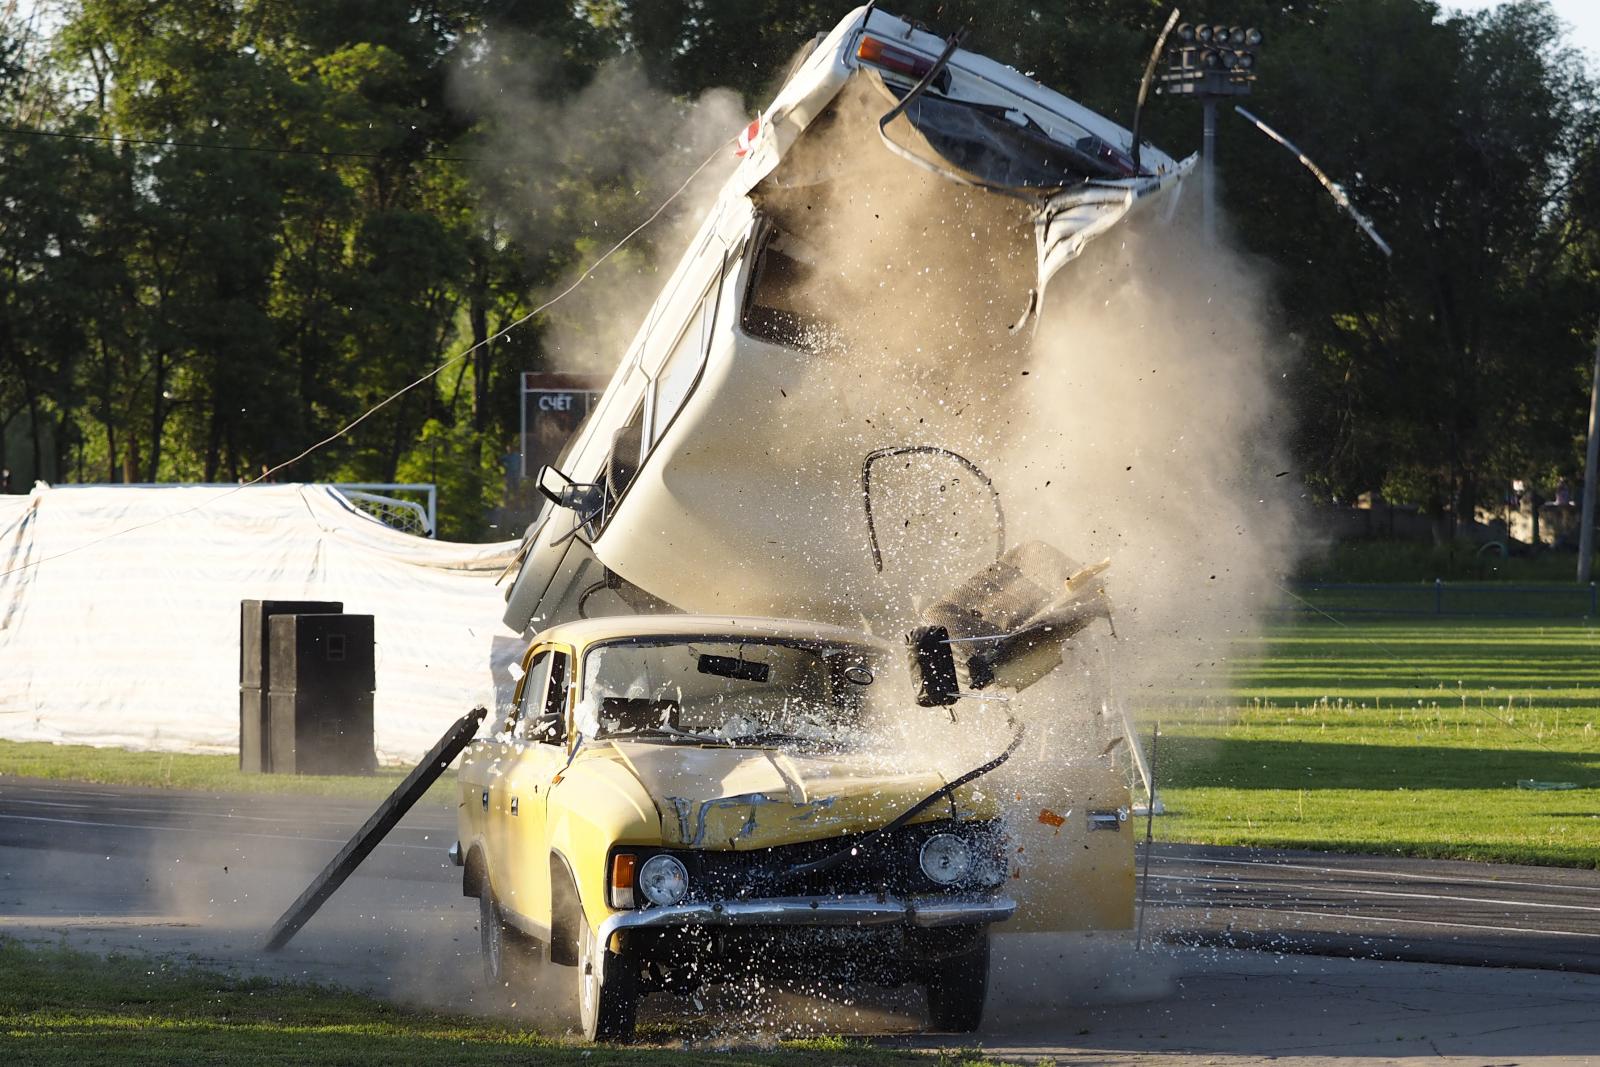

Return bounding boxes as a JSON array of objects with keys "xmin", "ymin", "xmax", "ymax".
[{"xmin": 0, "ymin": 483, "xmax": 524, "ymax": 763}]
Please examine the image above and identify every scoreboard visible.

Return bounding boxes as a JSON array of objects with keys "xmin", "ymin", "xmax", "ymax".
[{"xmin": 519, "ymin": 372, "xmax": 607, "ymax": 481}]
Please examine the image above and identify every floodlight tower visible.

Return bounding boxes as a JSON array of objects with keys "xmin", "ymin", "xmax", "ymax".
[{"xmin": 1156, "ymin": 22, "xmax": 1264, "ymax": 244}]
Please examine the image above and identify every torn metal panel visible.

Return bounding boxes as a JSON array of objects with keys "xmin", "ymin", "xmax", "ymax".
[
  {"xmin": 1032, "ymin": 167, "xmax": 1194, "ymax": 312},
  {"xmin": 922, "ymin": 541, "xmax": 1113, "ymax": 693}
]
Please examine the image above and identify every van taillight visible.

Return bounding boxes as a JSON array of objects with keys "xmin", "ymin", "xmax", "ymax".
[{"xmin": 858, "ymin": 36, "xmax": 940, "ymax": 83}]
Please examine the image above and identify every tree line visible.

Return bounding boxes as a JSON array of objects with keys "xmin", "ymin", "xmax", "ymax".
[{"xmin": 0, "ymin": 0, "xmax": 1596, "ymax": 539}]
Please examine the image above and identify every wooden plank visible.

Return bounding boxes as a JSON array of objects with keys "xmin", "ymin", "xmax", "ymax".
[{"xmin": 262, "ymin": 705, "xmax": 485, "ymax": 951}]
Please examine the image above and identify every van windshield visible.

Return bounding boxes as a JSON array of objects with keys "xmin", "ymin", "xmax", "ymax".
[
  {"xmin": 578, "ymin": 637, "xmax": 884, "ymax": 749},
  {"xmin": 889, "ymin": 89, "xmax": 1139, "ymax": 187}
]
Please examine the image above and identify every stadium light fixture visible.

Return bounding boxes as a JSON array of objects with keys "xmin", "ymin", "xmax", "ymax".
[{"xmin": 1154, "ymin": 14, "xmax": 1264, "ymax": 244}]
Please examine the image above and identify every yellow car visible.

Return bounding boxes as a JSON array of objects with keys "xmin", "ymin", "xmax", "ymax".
[{"xmin": 451, "ymin": 614, "xmax": 1015, "ymax": 1040}]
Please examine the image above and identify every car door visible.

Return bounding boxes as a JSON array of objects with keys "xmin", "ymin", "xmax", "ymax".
[
  {"xmin": 500, "ymin": 645, "xmax": 574, "ymax": 938},
  {"xmin": 480, "ymin": 648, "xmax": 550, "ymax": 907}
]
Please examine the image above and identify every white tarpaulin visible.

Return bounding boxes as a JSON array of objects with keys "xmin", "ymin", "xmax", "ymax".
[{"xmin": 0, "ymin": 483, "xmax": 523, "ymax": 763}]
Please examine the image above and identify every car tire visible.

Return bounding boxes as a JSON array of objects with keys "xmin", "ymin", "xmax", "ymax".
[
  {"xmin": 924, "ymin": 927, "xmax": 990, "ymax": 1033},
  {"xmin": 479, "ymin": 889, "xmax": 540, "ymax": 995},
  {"xmin": 577, "ymin": 910, "xmax": 637, "ymax": 1042}
]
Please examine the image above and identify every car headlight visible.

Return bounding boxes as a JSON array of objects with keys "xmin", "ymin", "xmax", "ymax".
[
  {"xmin": 637, "ymin": 854, "xmax": 690, "ymax": 906},
  {"xmin": 919, "ymin": 833, "xmax": 973, "ymax": 885}
]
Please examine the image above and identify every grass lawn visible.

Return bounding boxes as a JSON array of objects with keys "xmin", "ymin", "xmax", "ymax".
[
  {"xmin": 0, "ymin": 739, "xmax": 450, "ymax": 802},
  {"xmin": 0, "ymin": 939, "xmax": 1014, "ymax": 1066},
  {"xmin": 1160, "ymin": 617, "xmax": 1600, "ymax": 868},
  {"xmin": 6, "ymin": 609, "xmax": 1600, "ymax": 869}
]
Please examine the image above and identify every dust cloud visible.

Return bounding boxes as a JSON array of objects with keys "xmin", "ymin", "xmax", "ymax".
[
  {"xmin": 449, "ymin": 38, "xmax": 747, "ymax": 376},
  {"xmin": 676, "ymin": 72, "xmax": 1300, "ymax": 1008},
  {"xmin": 744, "ymin": 79, "xmax": 1299, "ymax": 677}
]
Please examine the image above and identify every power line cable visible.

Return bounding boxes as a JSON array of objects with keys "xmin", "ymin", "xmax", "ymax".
[{"xmin": 0, "ymin": 135, "xmax": 733, "ymax": 579}]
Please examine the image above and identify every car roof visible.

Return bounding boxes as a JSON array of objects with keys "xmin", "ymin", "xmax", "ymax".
[{"xmin": 531, "ymin": 614, "xmax": 890, "ymax": 652}]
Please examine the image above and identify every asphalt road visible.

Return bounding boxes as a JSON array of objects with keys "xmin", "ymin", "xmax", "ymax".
[
  {"xmin": 3, "ymin": 776, "xmax": 1596, "ymax": 972},
  {"xmin": 3, "ymin": 775, "xmax": 1599, "ymax": 1063},
  {"xmin": 1148, "ymin": 842, "xmax": 1600, "ymax": 973}
]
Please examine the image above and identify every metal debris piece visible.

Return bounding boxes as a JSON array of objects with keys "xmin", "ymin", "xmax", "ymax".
[{"xmin": 262, "ymin": 705, "xmax": 487, "ymax": 951}]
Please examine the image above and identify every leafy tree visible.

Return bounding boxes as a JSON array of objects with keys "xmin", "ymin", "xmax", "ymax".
[{"xmin": 2, "ymin": 0, "xmax": 1597, "ymax": 548}]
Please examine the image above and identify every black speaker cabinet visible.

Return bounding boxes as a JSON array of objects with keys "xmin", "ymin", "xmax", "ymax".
[
  {"xmin": 266, "ymin": 613, "xmax": 375, "ymax": 694},
  {"xmin": 240, "ymin": 687, "xmax": 268, "ymax": 773},
  {"xmin": 266, "ymin": 613, "xmax": 376, "ymax": 775},
  {"xmin": 267, "ymin": 689, "xmax": 376, "ymax": 776},
  {"xmin": 240, "ymin": 599, "xmax": 343, "ymax": 689}
]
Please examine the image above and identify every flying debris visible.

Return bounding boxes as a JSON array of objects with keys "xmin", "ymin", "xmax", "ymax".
[{"xmin": 1234, "ymin": 105, "xmax": 1393, "ymax": 257}]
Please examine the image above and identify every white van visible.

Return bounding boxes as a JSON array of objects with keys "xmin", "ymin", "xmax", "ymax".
[{"xmin": 502, "ymin": 5, "xmax": 1191, "ymax": 635}]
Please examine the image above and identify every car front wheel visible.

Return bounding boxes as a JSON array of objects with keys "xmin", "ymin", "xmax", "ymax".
[
  {"xmin": 577, "ymin": 910, "xmax": 637, "ymax": 1041},
  {"xmin": 924, "ymin": 927, "xmax": 990, "ymax": 1033}
]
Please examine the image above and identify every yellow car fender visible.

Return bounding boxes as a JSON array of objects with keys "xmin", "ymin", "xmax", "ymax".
[{"xmin": 545, "ymin": 750, "xmax": 663, "ymax": 930}]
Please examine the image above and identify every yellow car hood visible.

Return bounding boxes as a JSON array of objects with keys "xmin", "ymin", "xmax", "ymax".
[{"xmin": 606, "ymin": 740, "xmax": 958, "ymax": 849}]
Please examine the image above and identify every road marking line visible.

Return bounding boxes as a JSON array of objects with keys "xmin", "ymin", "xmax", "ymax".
[
  {"xmin": 1149, "ymin": 872, "xmax": 1600, "ymax": 916},
  {"xmin": 1156, "ymin": 854, "xmax": 1600, "ymax": 895},
  {"xmin": 1221, "ymin": 906, "xmax": 1600, "ymax": 940},
  {"xmin": 0, "ymin": 812, "xmax": 426, "ymax": 851},
  {"xmin": 0, "ymin": 796, "xmax": 451, "ymax": 834}
]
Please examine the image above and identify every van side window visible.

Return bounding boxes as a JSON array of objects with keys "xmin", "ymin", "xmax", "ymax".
[
  {"xmin": 742, "ymin": 225, "xmax": 827, "ymax": 349},
  {"xmin": 602, "ymin": 403, "xmax": 646, "ymax": 514},
  {"xmin": 651, "ymin": 274, "xmax": 716, "ymax": 446}
]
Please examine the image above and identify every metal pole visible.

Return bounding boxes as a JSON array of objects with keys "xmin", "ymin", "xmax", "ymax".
[
  {"xmin": 1202, "ymin": 96, "xmax": 1218, "ymax": 245},
  {"xmin": 1578, "ymin": 320, "xmax": 1600, "ymax": 583},
  {"xmin": 518, "ymin": 374, "xmax": 529, "ymax": 482},
  {"xmin": 1135, "ymin": 722, "xmax": 1160, "ymax": 951}
]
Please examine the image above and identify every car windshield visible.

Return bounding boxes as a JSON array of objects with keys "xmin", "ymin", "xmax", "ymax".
[{"xmin": 578, "ymin": 636, "xmax": 884, "ymax": 749}]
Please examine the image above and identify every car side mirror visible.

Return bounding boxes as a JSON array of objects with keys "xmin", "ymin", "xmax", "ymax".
[{"xmin": 907, "ymin": 625, "xmax": 959, "ymax": 707}]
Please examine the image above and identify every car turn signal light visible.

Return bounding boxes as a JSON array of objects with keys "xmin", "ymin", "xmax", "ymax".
[{"xmin": 609, "ymin": 852, "xmax": 637, "ymax": 909}]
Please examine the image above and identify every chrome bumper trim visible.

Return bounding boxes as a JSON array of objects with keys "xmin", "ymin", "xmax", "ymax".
[
  {"xmin": 448, "ymin": 841, "xmax": 463, "ymax": 867},
  {"xmin": 593, "ymin": 894, "xmax": 1014, "ymax": 980}
]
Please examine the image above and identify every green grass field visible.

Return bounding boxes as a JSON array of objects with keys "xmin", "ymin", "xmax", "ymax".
[
  {"xmin": 4, "ymin": 609, "xmax": 1599, "ymax": 869},
  {"xmin": 0, "ymin": 939, "xmax": 1013, "ymax": 1066},
  {"xmin": 0, "ymin": 739, "xmax": 451, "ymax": 801},
  {"xmin": 1160, "ymin": 617, "xmax": 1600, "ymax": 867}
]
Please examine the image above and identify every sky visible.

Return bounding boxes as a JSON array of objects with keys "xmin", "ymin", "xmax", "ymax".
[{"xmin": 1445, "ymin": 0, "xmax": 1599, "ymax": 67}]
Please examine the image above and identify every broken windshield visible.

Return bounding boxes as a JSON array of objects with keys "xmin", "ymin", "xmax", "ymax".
[{"xmin": 577, "ymin": 637, "xmax": 884, "ymax": 749}]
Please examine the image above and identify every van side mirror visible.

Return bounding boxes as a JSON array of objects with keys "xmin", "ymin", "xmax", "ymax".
[
  {"xmin": 537, "ymin": 464, "xmax": 604, "ymax": 518},
  {"xmin": 907, "ymin": 625, "xmax": 959, "ymax": 707}
]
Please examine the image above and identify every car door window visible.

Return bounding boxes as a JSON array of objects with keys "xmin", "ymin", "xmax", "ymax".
[
  {"xmin": 536, "ymin": 652, "xmax": 570, "ymax": 745},
  {"xmin": 513, "ymin": 651, "xmax": 552, "ymax": 740}
]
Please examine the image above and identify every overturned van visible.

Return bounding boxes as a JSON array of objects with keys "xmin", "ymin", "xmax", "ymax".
[
  {"xmin": 502, "ymin": 5, "xmax": 1189, "ymax": 636},
  {"xmin": 496, "ymin": 6, "xmax": 1179, "ymax": 940}
]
